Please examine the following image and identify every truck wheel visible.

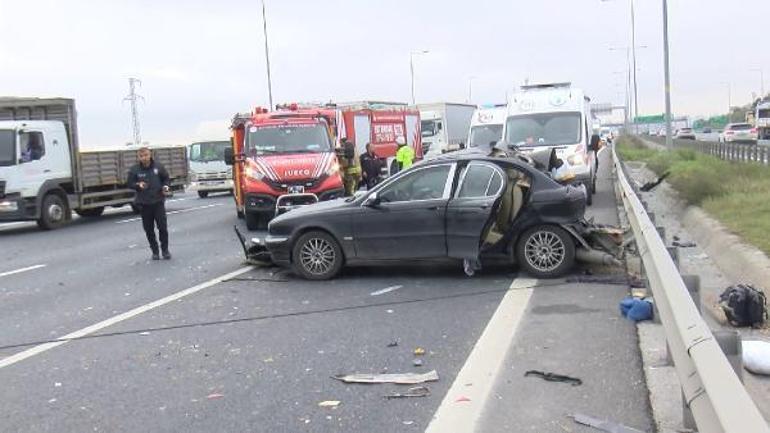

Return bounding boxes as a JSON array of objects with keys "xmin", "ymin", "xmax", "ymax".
[
  {"xmin": 75, "ymin": 207, "xmax": 105, "ymax": 217},
  {"xmin": 292, "ymin": 230, "xmax": 344, "ymax": 280},
  {"xmin": 515, "ymin": 225, "xmax": 575, "ymax": 278},
  {"xmin": 198, "ymin": 191, "xmax": 209, "ymax": 199},
  {"xmin": 37, "ymin": 193, "xmax": 70, "ymax": 230},
  {"xmin": 245, "ymin": 211, "xmax": 269, "ymax": 230}
]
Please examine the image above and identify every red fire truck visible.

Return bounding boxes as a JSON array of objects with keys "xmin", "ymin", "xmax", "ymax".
[{"xmin": 227, "ymin": 102, "xmax": 421, "ymax": 230}]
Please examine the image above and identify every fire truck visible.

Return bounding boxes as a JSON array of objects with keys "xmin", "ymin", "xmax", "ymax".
[{"xmin": 227, "ymin": 102, "xmax": 422, "ymax": 230}]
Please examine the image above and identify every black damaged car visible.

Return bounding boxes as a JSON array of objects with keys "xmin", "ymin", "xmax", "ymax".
[{"xmin": 258, "ymin": 150, "xmax": 618, "ymax": 280}]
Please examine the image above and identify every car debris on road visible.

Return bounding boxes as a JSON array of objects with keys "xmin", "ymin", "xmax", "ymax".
[
  {"xmin": 332, "ymin": 370, "xmax": 439, "ymax": 385},
  {"xmin": 383, "ymin": 386, "xmax": 431, "ymax": 399},
  {"xmin": 524, "ymin": 370, "xmax": 583, "ymax": 386}
]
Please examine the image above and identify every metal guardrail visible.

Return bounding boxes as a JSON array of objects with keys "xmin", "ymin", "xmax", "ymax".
[
  {"xmin": 612, "ymin": 145, "xmax": 769, "ymax": 433},
  {"xmin": 645, "ymin": 136, "xmax": 770, "ymax": 165}
]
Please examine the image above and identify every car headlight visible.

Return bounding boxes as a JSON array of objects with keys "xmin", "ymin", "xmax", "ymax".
[{"xmin": 245, "ymin": 165, "xmax": 266, "ymax": 181}]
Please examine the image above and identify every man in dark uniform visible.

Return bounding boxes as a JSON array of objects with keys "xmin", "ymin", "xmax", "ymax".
[
  {"xmin": 359, "ymin": 142, "xmax": 385, "ymax": 190},
  {"xmin": 127, "ymin": 147, "xmax": 172, "ymax": 260}
]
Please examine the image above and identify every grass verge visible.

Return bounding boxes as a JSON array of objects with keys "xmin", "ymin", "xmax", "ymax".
[{"xmin": 617, "ymin": 135, "xmax": 770, "ymax": 256}]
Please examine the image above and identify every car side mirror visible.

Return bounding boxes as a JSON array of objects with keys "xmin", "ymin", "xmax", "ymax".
[
  {"xmin": 589, "ymin": 134, "xmax": 601, "ymax": 152},
  {"xmin": 224, "ymin": 147, "xmax": 234, "ymax": 166},
  {"xmin": 363, "ymin": 192, "xmax": 381, "ymax": 208}
]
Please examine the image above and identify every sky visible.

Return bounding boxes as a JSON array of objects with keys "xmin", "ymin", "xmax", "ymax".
[{"xmin": 1, "ymin": 0, "xmax": 768, "ymax": 147}]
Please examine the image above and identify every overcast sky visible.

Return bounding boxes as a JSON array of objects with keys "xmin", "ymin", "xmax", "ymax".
[{"xmin": 1, "ymin": 0, "xmax": 768, "ymax": 147}]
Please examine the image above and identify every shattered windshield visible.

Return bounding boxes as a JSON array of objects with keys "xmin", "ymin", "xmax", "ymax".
[
  {"xmin": 189, "ymin": 141, "xmax": 229, "ymax": 162},
  {"xmin": 505, "ymin": 112, "xmax": 582, "ymax": 147},
  {"xmin": 469, "ymin": 124, "xmax": 503, "ymax": 148},
  {"xmin": 0, "ymin": 130, "xmax": 15, "ymax": 166},
  {"xmin": 247, "ymin": 124, "xmax": 331, "ymax": 155}
]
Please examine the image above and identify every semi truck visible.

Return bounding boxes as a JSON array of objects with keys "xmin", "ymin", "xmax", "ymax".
[
  {"xmin": 227, "ymin": 102, "xmax": 421, "ymax": 230},
  {"xmin": 755, "ymin": 101, "xmax": 770, "ymax": 140},
  {"xmin": 417, "ymin": 102, "xmax": 476, "ymax": 158},
  {"xmin": 188, "ymin": 140, "xmax": 233, "ymax": 198},
  {"xmin": 0, "ymin": 97, "xmax": 188, "ymax": 229}
]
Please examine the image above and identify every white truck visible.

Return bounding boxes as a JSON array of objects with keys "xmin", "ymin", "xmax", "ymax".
[
  {"xmin": 418, "ymin": 103, "xmax": 476, "ymax": 158},
  {"xmin": 503, "ymin": 82, "xmax": 600, "ymax": 205},
  {"xmin": 188, "ymin": 140, "xmax": 233, "ymax": 198},
  {"xmin": 466, "ymin": 105, "xmax": 506, "ymax": 150},
  {"xmin": 0, "ymin": 97, "xmax": 188, "ymax": 229},
  {"xmin": 755, "ymin": 101, "xmax": 770, "ymax": 140}
]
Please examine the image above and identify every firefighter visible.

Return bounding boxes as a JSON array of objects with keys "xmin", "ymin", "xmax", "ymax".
[
  {"xmin": 395, "ymin": 135, "xmax": 414, "ymax": 172},
  {"xmin": 339, "ymin": 137, "xmax": 362, "ymax": 196}
]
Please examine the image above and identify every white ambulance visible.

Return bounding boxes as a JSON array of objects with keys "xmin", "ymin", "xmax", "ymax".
[
  {"xmin": 502, "ymin": 82, "xmax": 600, "ymax": 205},
  {"xmin": 466, "ymin": 105, "xmax": 506, "ymax": 150}
]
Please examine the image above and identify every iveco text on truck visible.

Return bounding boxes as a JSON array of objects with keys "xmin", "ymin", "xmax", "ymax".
[{"xmin": 0, "ymin": 97, "xmax": 188, "ymax": 229}]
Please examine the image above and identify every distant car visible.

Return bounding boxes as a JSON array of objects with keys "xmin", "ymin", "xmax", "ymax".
[
  {"xmin": 263, "ymin": 152, "xmax": 590, "ymax": 280},
  {"xmin": 657, "ymin": 129, "xmax": 666, "ymax": 137},
  {"xmin": 702, "ymin": 128, "xmax": 712, "ymax": 134},
  {"xmin": 720, "ymin": 123, "xmax": 758, "ymax": 143},
  {"xmin": 675, "ymin": 128, "xmax": 696, "ymax": 139}
]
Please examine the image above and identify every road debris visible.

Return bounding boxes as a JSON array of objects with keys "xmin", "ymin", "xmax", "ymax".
[
  {"xmin": 524, "ymin": 370, "xmax": 583, "ymax": 386},
  {"xmin": 370, "ymin": 285, "xmax": 403, "ymax": 296},
  {"xmin": 569, "ymin": 413, "xmax": 645, "ymax": 433},
  {"xmin": 639, "ymin": 171, "xmax": 670, "ymax": 192},
  {"xmin": 455, "ymin": 396, "xmax": 471, "ymax": 403},
  {"xmin": 743, "ymin": 340, "xmax": 770, "ymax": 375},
  {"xmin": 383, "ymin": 386, "xmax": 431, "ymax": 399},
  {"xmin": 412, "ymin": 359, "xmax": 424, "ymax": 367},
  {"xmin": 206, "ymin": 393, "xmax": 224, "ymax": 400},
  {"xmin": 386, "ymin": 341, "xmax": 399, "ymax": 348},
  {"xmin": 332, "ymin": 370, "xmax": 439, "ymax": 385},
  {"xmin": 672, "ymin": 240, "xmax": 696, "ymax": 248},
  {"xmin": 402, "ymin": 420, "xmax": 415, "ymax": 425},
  {"xmin": 413, "ymin": 347, "xmax": 426, "ymax": 356},
  {"xmin": 620, "ymin": 297, "xmax": 654, "ymax": 322},
  {"xmin": 318, "ymin": 400, "xmax": 341, "ymax": 408}
]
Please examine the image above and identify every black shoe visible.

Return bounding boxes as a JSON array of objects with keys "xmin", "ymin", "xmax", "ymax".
[
  {"xmin": 151, "ymin": 253, "xmax": 160, "ymax": 260},
  {"xmin": 162, "ymin": 251, "xmax": 171, "ymax": 260}
]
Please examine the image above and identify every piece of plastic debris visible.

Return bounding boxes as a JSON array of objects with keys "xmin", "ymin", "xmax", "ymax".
[
  {"xmin": 412, "ymin": 359, "xmax": 424, "ymax": 367},
  {"xmin": 263, "ymin": 357, "xmax": 274, "ymax": 363},
  {"xmin": 569, "ymin": 413, "xmax": 645, "ymax": 433},
  {"xmin": 525, "ymin": 370, "xmax": 583, "ymax": 386},
  {"xmin": 370, "ymin": 285, "xmax": 403, "ymax": 296},
  {"xmin": 207, "ymin": 393, "xmax": 225, "ymax": 400},
  {"xmin": 402, "ymin": 421, "xmax": 415, "ymax": 425},
  {"xmin": 48, "ymin": 398, "xmax": 57, "ymax": 403},
  {"xmin": 139, "ymin": 332, "xmax": 151, "ymax": 336},
  {"xmin": 386, "ymin": 341, "xmax": 398, "ymax": 348},
  {"xmin": 455, "ymin": 396, "xmax": 471, "ymax": 403},
  {"xmin": 743, "ymin": 340, "xmax": 770, "ymax": 375},
  {"xmin": 414, "ymin": 347, "xmax": 426, "ymax": 356},
  {"xmin": 672, "ymin": 240, "xmax": 696, "ymax": 248},
  {"xmin": 332, "ymin": 370, "xmax": 439, "ymax": 385},
  {"xmin": 54, "ymin": 382, "xmax": 62, "ymax": 387},
  {"xmin": 384, "ymin": 386, "xmax": 431, "ymax": 399},
  {"xmin": 318, "ymin": 400, "xmax": 341, "ymax": 408},
  {"xmin": 386, "ymin": 309, "xmax": 394, "ymax": 314}
]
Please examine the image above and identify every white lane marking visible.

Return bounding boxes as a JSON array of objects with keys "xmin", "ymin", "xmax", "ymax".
[
  {"xmin": 115, "ymin": 203, "xmax": 223, "ymax": 224},
  {"xmin": 0, "ymin": 265, "xmax": 254, "ymax": 370},
  {"xmin": 0, "ymin": 264, "xmax": 47, "ymax": 278},
  {"xmin": 370, "ymin": 285, "xmax": 403, "ymax": 296},
  {"xmin": 424, "ymin": 277, "xmax": 537, "ymax": 433}
]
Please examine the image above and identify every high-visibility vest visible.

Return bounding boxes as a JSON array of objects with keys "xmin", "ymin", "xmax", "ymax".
[{"xmin": 396, "ymin": 145, "xmax": 415, "ymax": 169}]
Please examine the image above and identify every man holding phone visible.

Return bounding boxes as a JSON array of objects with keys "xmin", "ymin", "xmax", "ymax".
[{"xmin": 127, "ymin": 147, "xmax": 172, "ymax": 260}]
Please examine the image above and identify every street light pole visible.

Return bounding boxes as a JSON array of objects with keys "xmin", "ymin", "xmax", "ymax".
[
  {"xmin": 410, "ymin": 50, "xmax": 429, "ymax": 105},
  {"xmin": 261, "ymin": 0, "xmax": 274, "ymax": 110},
  {"xmin": 663, "ymin": 0, "xmax": 673, "ymax": 147},
  {"xmin": 467, "ymin": 76, "xmax": 477, "ymax": 104},
  {"xmin": 752, "ymin": 68, "xmax": 765, "ymax": 98},
  {"xmin": 630, "ymin": 0, "xmax": 639, "ymax": 125}
]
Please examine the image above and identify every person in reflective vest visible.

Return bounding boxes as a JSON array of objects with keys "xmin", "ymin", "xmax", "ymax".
[{"xmin": 395, "ymin": 135, "xmax": 414, "ymax": 172}]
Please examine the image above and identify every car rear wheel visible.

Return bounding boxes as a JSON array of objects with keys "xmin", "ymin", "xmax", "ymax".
[
  {"xmin": 292, "ymin": 231, "xmax": 343, "ymax": 280},
  {"xmin": 515, "ymin": 225, "xmax": 575, "ymax": 278},
  {"xmin": 198, "ymin": 191, "xmax": 209, "ymax": 199}
]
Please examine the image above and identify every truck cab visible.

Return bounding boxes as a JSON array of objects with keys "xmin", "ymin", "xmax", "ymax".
[
  {"xmin": 502, "ymin": 83, "xmax": 600, "ymax": 205},
  {"xmin": 229, "ymin": 105, "xmax": 345, "ymax": 230},
  {"xmin": 188, "ymin": 140, "xmax": 233, "ymax": 198},
  {"xmin": 755, "ymin": 101, "xmax": 770, "ymax": 140},
  {"xmin": 418, "ymin": 103, "xmax": 476, "ymax": 159}
]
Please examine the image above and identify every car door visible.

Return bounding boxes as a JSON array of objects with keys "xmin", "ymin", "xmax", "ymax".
[
  {"xmin": 352, "ymin": 163, "xmax": 455, "ymax": 260},
  {"xmin": 446, "ymin": 161, "xmax": 505, "ymax": 259}
]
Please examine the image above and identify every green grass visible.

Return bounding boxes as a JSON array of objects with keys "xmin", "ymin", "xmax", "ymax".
[{"xmin": 617, "ymin": 135, "xmax": 770, "ymax": 256}]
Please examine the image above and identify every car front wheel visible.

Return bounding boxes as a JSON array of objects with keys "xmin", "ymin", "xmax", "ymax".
[
  {"xmin": 292, "ymin": 231, "xmax": 344, "ymax": 280},
  {"xmin": 515, "ymin": 225, "xmax": 575, "ymax": 278}
]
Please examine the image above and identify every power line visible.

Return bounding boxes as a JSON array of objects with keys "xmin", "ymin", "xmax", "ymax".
[{"xmin": 123, "ymin": 77, "xmax": 144, "ymax": 146}]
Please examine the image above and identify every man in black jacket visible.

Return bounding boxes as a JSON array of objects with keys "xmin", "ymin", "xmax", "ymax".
[
  {"xmin": 359, "ymin": 142, "xmax": 385, "ymax": 190},
  {"xmin": 127, "ymin": 147, "xmax": 172, "ymax": 260}
]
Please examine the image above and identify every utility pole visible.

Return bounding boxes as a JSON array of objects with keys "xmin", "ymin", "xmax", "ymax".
[
  {"xmin": 410, "ymin": 50, "xmax": 429, "ymax": 105},
  {"xmin": 662, "ymin": 0, "xmax": 673, "ymax": 147},
  {"xmin": 124, "ymin": 77, "xmax": 144, "ymax": 146},
  {"xmin": 261, "ymin": 0, "xmax": 274, "ymax": 110},
  {"xmin": 631, "ymin": 0, "xmax": 639, "ymax": 128},
  {"xmin": 467, "ymin": 76, "xmax": 477, "ymax": 104}
]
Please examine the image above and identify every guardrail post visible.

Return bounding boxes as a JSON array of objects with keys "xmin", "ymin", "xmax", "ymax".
[
  {"xmin": 666, "ymin": 275, "xmax": 701, "ymax": 365},
  {"xmin": 648, "ymin": 212, "xmax": 656, "ymax": 224},
  {"xmin": 667, "ymin": 246, "xmax": 679, "ymax": 268},
  {"xmin": 656, "ymin": 226, "xmax": 666, "ymax": 243}
]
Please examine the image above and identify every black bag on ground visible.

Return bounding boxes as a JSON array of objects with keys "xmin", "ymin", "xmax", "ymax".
[{"xmin": 718, "ymin": 284, "xmax": 767, "ymax": 328}]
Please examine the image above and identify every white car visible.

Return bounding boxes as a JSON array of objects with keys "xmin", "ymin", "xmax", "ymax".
[{"xmin": 720, "ymin": 123, "xmax": 758, "ymax": 143}]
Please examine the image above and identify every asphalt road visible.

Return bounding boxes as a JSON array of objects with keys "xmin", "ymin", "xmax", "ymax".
[{"xmin": 0, "ymin": 149, "xmax": 652, "ymax": 433}]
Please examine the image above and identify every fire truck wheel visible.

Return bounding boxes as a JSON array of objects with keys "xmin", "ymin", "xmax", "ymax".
[{"xmin": 292, "ymin": 230, "xmax": 343, "ymax": 280}]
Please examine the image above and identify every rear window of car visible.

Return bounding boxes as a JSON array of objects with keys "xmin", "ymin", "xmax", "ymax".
[
  {"xmin": 730, "ymin": 124, "xmax": 752, "ymax": 130},
  {"xmin": 680, "ymin": 128, "xmax": 692, "ymax": 132}
]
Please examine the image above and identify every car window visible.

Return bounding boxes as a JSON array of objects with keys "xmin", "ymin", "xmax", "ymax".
[
  {"xmin": 379, "ymin": 165, "xmax": 451, "ymax": 203},
  {"xmin": 457, "ymin": 163, "xmax": 504, "ymax": 198}
]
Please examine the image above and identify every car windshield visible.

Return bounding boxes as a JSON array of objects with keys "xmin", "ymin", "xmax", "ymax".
[
  {"xmin": 469, "ymin": 124, "xmax": 503, "ymax": 148},
  {"xmin": 189, "ymin": 141, "xmax": 229, "ymax": 162},
  {"xmin": 421, "ymin": 120, "xmax": 437, "ymax": 137},
  {"xmin": 730, "ymin": 124, "xmax": 752, "ymax": 130},
  {"xmin": 0, "ymin": 130, "xmax": 15, "ymax": 166},
  {"xmin": 505, "ymin": 112, "xmax": 582, "ymax": 147},
  {"xmin": 758, "ymin": 109, "xmax": 770, "ymax": 118},
  {"xmin": 247, "ymin": 124, "xmax": 331, "ymax": 155}
]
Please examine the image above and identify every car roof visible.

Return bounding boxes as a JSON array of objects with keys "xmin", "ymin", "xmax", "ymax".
[{"xmin": 421, "ymin": 149, "xmax": 542, "ymax": 174}]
